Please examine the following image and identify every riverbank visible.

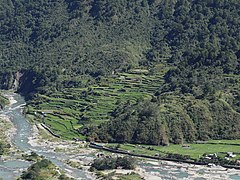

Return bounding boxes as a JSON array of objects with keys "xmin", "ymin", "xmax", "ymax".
[
  {"xmin": 2, "ymin": 93, "xmax": 240, "ymax": 180},
  {"xmin": 0, "ymin": 114, "xmax": 17, "ymax": 156},
  {"xmin": 0, "ymin": 94, "xmax": 32, "ymax": 163},
  {"xmin": 28, "ymin": 123, "xmax": 97, "ymax": 179},
  {"xmin": 0, "ymin": 115, "xmax": 16, "ymax": 144},
  {"xmin": 0, "ymin": 93, "xmax": 96, "ymax": 180},
  {"xmin": 89, "ymin": 143, "xmax": 240, "ymax": 179},
  {"xmin": 0, "ymin": 93, "xmax": 18, "ymax": 156},
  {"xmin": 2, "ymin": 92, "xmax": 95, "ymax": 157},
  {"xmin": 26, "ymin": 124, "xmax": 240, "ymax": 180},
  {"xmin": 139, "ymin": 160, "xmax": 240, "ymax": 180},
  {"xmin": 0, "ymin": 93, "xmax": 18, "ymax": 154},
  {"xmin": 27, "ymin": 124, "xmax": 167, "ymax": 180},
  {"xmin": 87, "ymin": 156, "xmax": 240, "ymax": 180},
  {"xmin": 28, "ymin": 123, "xmax": 96, "ymax": 155},
  {"xmin": 26, "ymin": 111, "xmax": 240, "ymax": 179}
]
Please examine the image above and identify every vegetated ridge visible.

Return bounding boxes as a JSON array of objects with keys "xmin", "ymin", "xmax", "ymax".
[{"xmin": 0, "ymin": 0, "xmax": 239, "ymax": 145}]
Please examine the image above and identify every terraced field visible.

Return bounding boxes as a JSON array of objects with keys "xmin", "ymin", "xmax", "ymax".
[{"xmin": 26, "ymin": 67, "xmax": 168, "ymax": 140}]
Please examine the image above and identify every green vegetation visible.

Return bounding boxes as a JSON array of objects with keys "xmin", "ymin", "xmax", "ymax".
[
  {"xmin": 22, "ymin": 152, "xmax": 43, "ymax": 162},
  {"xmin": 0, "ymin": 1, "xmax": 239, "ymax": 148},
  {"xmin": 0, "ymin": 94, "xmax": 9, "ymax": 109},
  {"xmin": 88, "ymin": 89, "xmax": 240, "ymax": 144},
  {"xmin": 0, "ymin": 116, "xmax": 12, "ymax": 156},
  {"xmin": 25, "ymin": 68, "xmax": 240, "ymax": 145},
  {"xmin": 25, "ymin": 70, "xmax": 163, "ymax": 140},
  {"xmin": 105, "ymin": 142, "xmax": 240, "ymax": 165},
  {"xmin": 208, "ymin": 139, "xmax": 240, "ymax": 144},
  {"xmin": 0, "ymin": 142, "xmax": 10, "ymax": 156},
  {"xmin": 65, "ymin": 160, "xmax": 83, "ymax": 170},
  {"xmin": 19, "ymin": 158, "xmax": 69, "ymax": 180},
  {"xmin": 117, "ymin": 172, "xmax": 142, "ymax": 180},
  {"xmin": 94, "ymin": 171, "xmax": 142, "ymax": 180},
  {"xmin": 91, "ymin": 156, "xmax": 136, "ymax": 171}
]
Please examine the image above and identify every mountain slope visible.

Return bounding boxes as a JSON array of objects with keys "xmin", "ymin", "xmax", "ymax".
[{"xmin": 0, "ymin": 0, "xmax": 239, "ymax": 144}]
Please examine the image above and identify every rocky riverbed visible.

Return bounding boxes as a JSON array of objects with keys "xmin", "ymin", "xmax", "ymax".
[{"xmin": 0, "ymin": 92, "xmax": 95, "ymax": 179}]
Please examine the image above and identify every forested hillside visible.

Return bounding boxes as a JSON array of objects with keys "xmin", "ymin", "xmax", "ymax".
[{"xmin": 0, "ymin": 0, "xmax": 239, "ymax": 144}]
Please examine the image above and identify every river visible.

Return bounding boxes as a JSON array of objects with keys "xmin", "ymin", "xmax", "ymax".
[
  {"xmin": 0, "ymin": 93, "xmax": 240, "ymax": 180},
  {"xmin": 0, "ymin": 93, "xmax": 93, "ymax": 180}
]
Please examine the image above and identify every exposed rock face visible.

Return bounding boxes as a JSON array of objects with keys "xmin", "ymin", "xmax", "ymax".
[
  {"xmin": 0, "ymin": 71, "xmax": 24, "ymax": 91},
  {"xmin": 0, "ymin": 70, "xmax": 40, "ymax": 98},
  {"xmin": 13, "ymin": 71, "xmax": 23, "ymax": 91}
]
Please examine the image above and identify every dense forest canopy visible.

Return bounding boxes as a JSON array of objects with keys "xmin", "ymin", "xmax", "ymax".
[{"xmin": 0, "ymin": 0, "xmax": 239, "ymax": 144}]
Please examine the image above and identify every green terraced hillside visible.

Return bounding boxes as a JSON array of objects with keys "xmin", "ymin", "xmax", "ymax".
[{"xmin": 26, "ymin": 68, "xmax": 167, "ymax": 140}]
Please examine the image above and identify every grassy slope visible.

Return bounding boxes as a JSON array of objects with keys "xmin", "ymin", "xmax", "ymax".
[
  {"xmin": 23, "ymin": 71, "xmax": 239, "ymax": 166},
  {"xmin": 25, "ymin": 68, "xmax": 240, "ymax": 162},
  {"xmin": 26, "ymin": 67, "xmax": 166, "ymax": 140},
  {"xmin": 107, "ymin": 141, "xmax": 240, "ymax": 161}
]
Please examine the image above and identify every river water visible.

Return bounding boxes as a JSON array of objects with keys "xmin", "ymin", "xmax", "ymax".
[
  {"xmin": 0, "ymin": 93, "xmax": 93, "ymax": 180},
  {"xmin": 0, "ymin": 93, "xmax": 240, "ymax": 180}
]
